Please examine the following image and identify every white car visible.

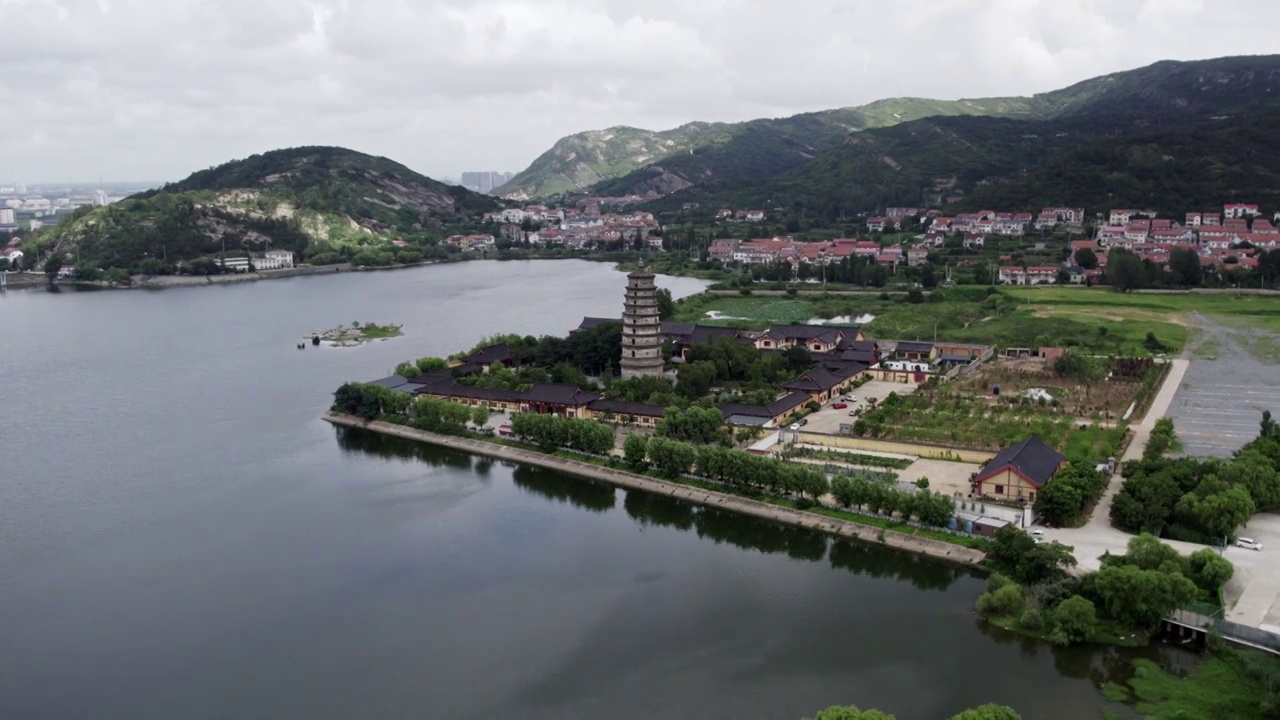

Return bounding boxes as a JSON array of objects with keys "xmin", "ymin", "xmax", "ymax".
[
  {"xmin": 789, "ymin": 423, "xmax": 801, "ymax": 431},
  {"xmin": 1030, "ymin": 529, "xmax": 1045, "ymax": 541},
  {"xmin": 1236, "ymin": 538, "xmax": 1263, "ymax": 551}
]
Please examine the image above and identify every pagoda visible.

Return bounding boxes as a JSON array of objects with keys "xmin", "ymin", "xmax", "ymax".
[{"xmin": 619, "ymin": 261, "xmax": 665, "ymax": 379}]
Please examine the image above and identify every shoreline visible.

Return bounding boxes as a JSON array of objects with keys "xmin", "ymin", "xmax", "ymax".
[{"xmin": 322, "ymin": 411, "xmax": 988, "ymax": 568}]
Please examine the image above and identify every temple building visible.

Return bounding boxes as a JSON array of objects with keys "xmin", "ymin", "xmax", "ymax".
[{"xmin": 620, "ymin": 262, "xmax": 665, "ymax": 379}]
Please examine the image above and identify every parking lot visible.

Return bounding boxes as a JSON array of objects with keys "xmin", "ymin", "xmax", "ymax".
[
  {"xmin": 797, "ymin": 379, "xmax": 919, "ymax": 435},
  {"xmin": 1166, "ymin": 320, "xmax": 1280, "ymax": 457}
]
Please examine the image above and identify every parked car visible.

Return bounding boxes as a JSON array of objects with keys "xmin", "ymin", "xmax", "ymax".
[
  {"xmin": 832, "ymin": 402, "xmax": 848, "ymax": 409},
  {"xmin": 847, "ymin": 396, "xmax": 859, "ymax": 402},
  {"xmin": 848, "ymin": 410, "xmax": 857, "ymax": 416},
  {"xmin": 799, "ymin": 418, "xmax": 808, "ymax": 426},
  {"xmin": 1031, "ymin": 529, "xmax": 1045, "ymax": 541},
  {"xmin": 789, "ymin": 423, "xmax": 801, "ymax": 431},
  {"xmin": 1237, "ymin": 538, "xmax": 1263, "ymax": 551}
]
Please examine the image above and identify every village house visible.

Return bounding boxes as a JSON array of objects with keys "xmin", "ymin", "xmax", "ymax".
[
  {"xmin": 893, "ymin": 341, "xmax": 937, "ymax": 362},
  {"xmin": 1224, "ymin": 203, "xmax": 1260, "ymax": 219},
  {"xmin": 744, "ymin": 210, "xmax": 766, "ymax": 222},
  {"xmin": 907, "ymin": 247, "xmax": 929, "ymax": 266},
  {"xmin": 963, "ymin": 233, "xmax": 985, "ymax": 248},
  {"xmin": 870, "ymin": 359, "xmax": 933, "ymax": 384},
  {"xmin": 753, "ymin": 324, "xmax": 861, "ymax": 353},
  {"xmin": 866, "ymin": 217, "xmax": 889, "ymax": 233},
  {"xmin": 972, "ymin": 436, "xmax": 1066, "ymax": 504},
  {"xmin": 999, "ymin": 266, "xmax": 1058, "ymax": 285},
  {"xmin": 717, "ymin": 391, "xmax": 810, "ymax": 428},
  {"xmin": 781, "ymin": 365, "xmax": 865, "ymax": 405},
  {"xmin": 885, "ymin": 207, "xmax": 918, "ymax": 218}
]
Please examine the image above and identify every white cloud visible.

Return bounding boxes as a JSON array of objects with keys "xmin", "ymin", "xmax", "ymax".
[{"xmin": 0, "ymin": 0, "xmax": 1276, "ymax": 183}]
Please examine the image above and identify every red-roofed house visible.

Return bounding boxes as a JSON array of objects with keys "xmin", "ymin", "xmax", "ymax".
[{"xmin": 1224, "ymin": 203, "xmax": 1260, "ymax": 219}]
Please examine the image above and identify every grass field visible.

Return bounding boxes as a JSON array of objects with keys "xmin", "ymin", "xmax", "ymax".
[
  {"xmin": 673, "ymin": 288, "xmax": 1202, "ymax": 355},
  {"xmin": 1103, "ymin": 648, "xmax": 1280, "ymax": 719}
]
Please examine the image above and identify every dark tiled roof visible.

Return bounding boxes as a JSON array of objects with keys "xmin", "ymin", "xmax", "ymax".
[
  {"xmin": 419, "ymin": 383, "xmax": 523, "ymax": 402},
  {"xmin": 406, "ymin": 369, "xmax": 456, "ymax": 385},
  {"xmin": 838, "ymin": 339, "xmax": 876, "ymax": 353},
  {"xmin": 716, "ymin": 402, "xmax": 772, "ymax": 419},
  {"xmin": 368, "ymin": 375, "xmax": 413, "ymax": 389},
  {"xmin": 576, "ymin": 317, "xmax": 619, "ymax": 332},
  {"xmin": 782, "ymin": 367, "xmax": 847, "ymax": 392},
  {"xmin": 767, "ymin": 391, "xmax": 812, "ymax": 416},
  {"xmin": 587, "ymin": 399, "xmax": 667, "ymax": 417},
  {"xmin": 976, "ymin": 437, "xmax": 1065, "ymax": 488},
  {"xmin": 939, "ymin": 353, "xmax": 973, "ymax": 363},
  {"xmin": 522, "ymin": 383, "xmax": 600, "ymax": 406},
  {"xmin": 896, "ymin": 341, "xmax": 935, "ymax": 354},
  {"xmin": 660, "ymin": 321, "xmax": 696, "ymax": 337},
  {"xmin": 684, "ymin": 325, "xmax": 748, "ymax": 347},
  {"xmin": 461, "ymin": 343, "xmax": 513, "ymax": 366},
  {"xmin": 839, "ymin": 350, "xmax": 877, "ymax": 364},
  {"xmin": 761, "ymin": 324, "xmax": 845, "ymax": 344}
]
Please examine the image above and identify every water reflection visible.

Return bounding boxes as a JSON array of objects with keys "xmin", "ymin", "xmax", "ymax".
[
  {"xmin": 334, "ymin": 426, "xmax": 478, "ymax": 471},
  {"xmin": 510, "ymin": 465, "xmax": 617, "ymax": 513},
  {"xmin": 828, "ymin": 539, "xmax": 969, "ymax": 592}
]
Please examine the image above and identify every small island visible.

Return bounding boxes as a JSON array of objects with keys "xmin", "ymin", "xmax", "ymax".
[{"xmin": 312, "ymin": 321, "xmax": 403, "ymax": 347}]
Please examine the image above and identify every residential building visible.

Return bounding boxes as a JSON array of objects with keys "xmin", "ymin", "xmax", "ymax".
[
  {"xmin": 0, "ymin": 208, "xmax": 13, "ymax": 225},
  {"xmin": 972, "ymin": 436, "xmax": 1066, "ymax": 503},
  {"xmin": 998, "ymin": 266, "xmax": 1058, "ymax": 285},
  {"xmin": 907, "ymin": 247, "xmax": 929, "ymax": 266},
  {"xmin": 1224, "ymin": 203, "xmax": 1260, "ymax": 219}
]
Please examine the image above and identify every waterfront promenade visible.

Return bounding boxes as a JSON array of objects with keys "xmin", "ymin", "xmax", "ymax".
[{"xmin": 323, "ymin": 412, "xmax": 988, "ymax": 567}]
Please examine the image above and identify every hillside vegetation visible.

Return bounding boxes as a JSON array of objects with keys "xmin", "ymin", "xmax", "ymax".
[
  {"xmin": 25, "ymin": 146, "xmax": 499, "ymax": 274},
  {"xmin": 651, "ymin": 55, "xmax": 1280, "ymax": 218}
]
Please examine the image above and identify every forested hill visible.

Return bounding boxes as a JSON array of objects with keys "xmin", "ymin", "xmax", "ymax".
[
  {"xmin": 25, "ymin": 146, "xmax": 500, "ymax": 274},
  {"xmin": 644, "ymin": 54, "xmax": 1280, "ymax": 220},
  {"xmin": 507, "ymin": 54, "xmax": 1280, "ymax": 203}
]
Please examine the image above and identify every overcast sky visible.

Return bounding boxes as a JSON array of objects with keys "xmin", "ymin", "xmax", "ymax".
[{"xmin": 3, "ymin": 0, "xmax": 1278, "ymax": 185}]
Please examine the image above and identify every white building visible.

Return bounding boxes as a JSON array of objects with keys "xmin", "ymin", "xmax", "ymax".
[
  {"xmin": 258, "ymin": 250, "xmax": 295, "ymax": 270},
  {"xmin": 0, "ymin": 208, "xmax": 13, "ymax": 225}
]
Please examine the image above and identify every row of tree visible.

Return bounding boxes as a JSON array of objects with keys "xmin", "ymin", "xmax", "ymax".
[
  {"xmin": 830, "ymin": 475, "xmax": 955, "ymax": 527},
  {"xmin": 623, "ymin": 435, "xmax": 830, "ymax": 501},
  {"xmin": 654, "ymin": 406, "xmax": 730, "ymax": 445},
  {"xmin": 510, "ymin": 413, "xmax": 615, "ymax": 455}
]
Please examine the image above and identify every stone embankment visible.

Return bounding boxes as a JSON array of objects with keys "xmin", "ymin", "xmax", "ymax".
[{"xmin": 323, "ymin": 411, "xmax": 987, "ymax": 567}]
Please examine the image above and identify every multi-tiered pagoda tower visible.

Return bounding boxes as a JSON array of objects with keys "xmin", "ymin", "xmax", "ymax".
[{"xmin": 620, "ymin": 261, "xmax": 665, "ymax": 379}]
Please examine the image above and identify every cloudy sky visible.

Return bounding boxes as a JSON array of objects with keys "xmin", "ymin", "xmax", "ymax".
[{"xmin": 3, "ymin": 0, "xmax": 1278, "ymax": 184}]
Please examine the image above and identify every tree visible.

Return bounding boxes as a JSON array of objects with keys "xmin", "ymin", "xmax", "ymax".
[
  {"xmin": 395, "ymin": 361, "xmax": 420, "ymax": 379},
  {"xmin": 1073, "ymin": 247, "xmax": 1098, "ymax": 269},
  {"xmin": 623, "ymin": 433, "xmax": 649, "ymax": 471},
  {"xmin": 656, "ymin": 287, "xmax": 676, "ymax": 320},
  {"xmin": 1016, "ymin": 541, "xmax": 1078, "ymax": 585},
  {"xmin": 1051, "ymin": 595, "xmax": 1098, "ymax": 643},
  {"xmin": 976, "ymin": 583, "xmax": 1024, "ymax": 617},
  {"xmin": 676, "ymin": 361, "xmax": 717, "ymax": 399},
  {"xmin": 1105, "ymin": 248, "xmax": 1146, "ymax": 292},
  {"xmin": 416, "ymin": 357, "xmax": 449, "ymax": 373},
  {"xmin": 781, "ymin": 344, "xmax": 814, "ymax": 374},
  {"xmin": 1169, "ymin": 247, "xmax": 1203, "ymax": 287},
  {"xmin": 806, "ymin": 706, "xmax": 897, "ymax": 720},
  {"xmin": 907, "ymin": 288, "xmax": 924, "ymax": 304},
  {"xmin": 949, "ymin": 705, "xmax": 1021, "ymax": 720},
  {"xmin": 1093, "ymin": 564, "xmax": 1198, "ymax": 630},
  {"xmin": 43, "ymin": 255, "xmax": 63, "ymax": 279},
  {"xmin": 470, "ymin": 406, "xmax": 490, "ymax": 427},
  {"xmin": 1186, "ymin": 548, "xmax": 1234, "ymax": 596}
]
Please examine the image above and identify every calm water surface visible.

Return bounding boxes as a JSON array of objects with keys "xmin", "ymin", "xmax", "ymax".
[{"xmin": 0, "ymin": 260, "xmax": 1155, "ymax": 718}]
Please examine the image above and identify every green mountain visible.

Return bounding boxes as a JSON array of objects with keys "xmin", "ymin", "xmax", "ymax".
[
  {"xmin": 643, "ymin": 54, "xmax": 1280, "ymax": 218},
  {"xmin": 498, "ymin": 97, "xmax": 1059, "ymax": 200},
  {"xmin": 501, "ymin": 55, "xmax": 1280, "ymax": 202},
  {"xmin": 27, "ymin": 146, "xmax": 499, "ymax": 273}
]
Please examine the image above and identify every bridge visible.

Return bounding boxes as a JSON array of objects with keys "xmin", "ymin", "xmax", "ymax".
[{"xmin": 1164, "ymin": 610, "xmax": 1280, "ymax": 657}]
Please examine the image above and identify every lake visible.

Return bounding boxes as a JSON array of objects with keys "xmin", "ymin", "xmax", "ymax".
[{"xmin": 0, "ymin": 260, "xmax": 1155, "ymax": 718}]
